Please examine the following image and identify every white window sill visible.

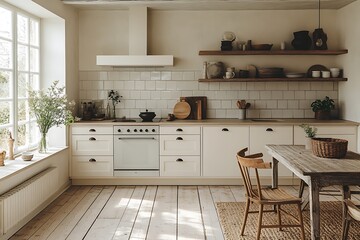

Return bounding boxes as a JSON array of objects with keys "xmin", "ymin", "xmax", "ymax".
[{"xmin": 0, "ymin": 147, "xmax": 68, "ymax": 181}]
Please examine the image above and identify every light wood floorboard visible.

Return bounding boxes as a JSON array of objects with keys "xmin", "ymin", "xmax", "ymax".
[{"xmin": 12, "ymin": 185, "xmax": 350, "ymax": 240}]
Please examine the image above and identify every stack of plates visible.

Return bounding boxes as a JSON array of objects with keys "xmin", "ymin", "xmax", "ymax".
[
  {"xmin": 258, "ymin": 68, "xmax": 284, "ymax": 78},
  {"xmin": 285, "ymin": 73, "xmax": 306, "ymax": 78}
]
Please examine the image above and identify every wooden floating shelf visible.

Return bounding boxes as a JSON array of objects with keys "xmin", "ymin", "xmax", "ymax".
[
  {"xmin": 198, "ymin": 78, "xmax": 348, "ymax": 82},
  {"xmin": 198, "ymin": 49, "xmax": 348, "ymax": 56}
]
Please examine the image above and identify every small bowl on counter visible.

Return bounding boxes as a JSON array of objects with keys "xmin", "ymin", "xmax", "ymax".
[{"xmin": 21, "ymin": 152, "xmax": 34, "ymax": 161}]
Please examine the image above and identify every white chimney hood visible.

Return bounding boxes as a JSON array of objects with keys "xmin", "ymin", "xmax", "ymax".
[{"xmin": 96, "ymin": 6, "xmax": 173, "ymax": 67}]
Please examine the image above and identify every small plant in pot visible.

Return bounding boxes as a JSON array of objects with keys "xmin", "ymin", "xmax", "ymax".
[
  {"xmin": 299, "ymin": 124, "xmax": 317, "ymax": 149},
  {"xmin": 311, "ymin": 96, "xmax": 335, "ymax": 120}
]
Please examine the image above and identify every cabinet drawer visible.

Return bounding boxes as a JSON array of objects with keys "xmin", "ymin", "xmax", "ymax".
[
  {"xmin": 160, "ymin": 126, "xmax": 200, "ymax": 135},
  {"xmin": 315, "ymin": 126, "xmax": 357, "ymax": 135},
  {"xmin": 71, "ymin": 125, "xmax": 113, "ymax": 135},
  {"xmin": 72, "ymin": 156, "xmax": 113, "ymax": 177},
  {"xmin": 160, "ymin": 156, "xmax": 200, "ymax": 177},
  {"xmin": 160, "ymin": 135, "xmax": 200, "ymax": 155},
  {"xmin": 72, "ymin": 135, "xmax": 113, "ymax": 155}
]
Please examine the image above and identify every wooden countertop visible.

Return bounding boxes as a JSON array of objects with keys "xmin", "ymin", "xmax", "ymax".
[{"xmin": 72, "ymin": 118, "xmax": 359, "ymax": 126}]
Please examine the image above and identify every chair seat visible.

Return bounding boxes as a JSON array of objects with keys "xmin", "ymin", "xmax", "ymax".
[{"xmin": 252, "ymin": 188, "xmax": 302, "ymax": 204}]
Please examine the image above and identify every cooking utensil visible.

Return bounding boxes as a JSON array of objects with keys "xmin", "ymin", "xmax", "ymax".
[
  {"xmin": 246, "ymin": 65, "xmax": 257, "ymax": 78},
  {"xmin": 139, "ymin": 109, "xmax": 156, "ymax": 122},
  {"xmin": 258, "ymin": 67, "xmax": 284, "ymax": 78},
  {"xmin": 173, "ymin": 100, "xmax": 191, "ymax": 119},
  {"xmin": 245, "ymin": 102, "xmax": 251, "ymax": 109}
]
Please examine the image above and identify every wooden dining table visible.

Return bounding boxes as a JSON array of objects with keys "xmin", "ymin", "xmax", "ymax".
[{"xmin": 265, "ymin": 145, "xmax": 360, "ymax": 240}]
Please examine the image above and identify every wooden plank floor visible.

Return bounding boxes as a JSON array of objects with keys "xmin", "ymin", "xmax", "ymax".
[{"xmin": 10, "ymin": 185, "xmax": 360, "ymax": 240}]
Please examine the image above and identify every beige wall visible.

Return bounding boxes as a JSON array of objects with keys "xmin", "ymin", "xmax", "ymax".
[
  {"xmin": 32, "ymin": 0, "xmax": 79, "ymax": 103},
  {"xmin": 337, "ymin": 0, "xmax": 360, "ymax": 151},
  {"xmin": 80, "ymin": 9, "xmax": 340, "ymax": 71}
]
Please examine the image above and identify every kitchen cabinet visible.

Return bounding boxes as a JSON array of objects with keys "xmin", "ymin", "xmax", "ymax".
[
  {"xmin": 249, "ymin": 126, "xmax": 293, "ymax": 177},
  {"xmin": 160, "ymin": 126, "xmax": 201, "ymax": 176},
  {"xmin": 294, "ymin": 125, "xmax": 357, "ymax": 151},
  {"xmin": 71, "ymin": 125, "xmax": 113, "ymax": 177},
  {"xmin": 202, "ymin": 126, "xmax": 249, "ymax": 177},
  {"xmin": 198, "ymin": 49, "xmax": 348, "ymax": 82}
]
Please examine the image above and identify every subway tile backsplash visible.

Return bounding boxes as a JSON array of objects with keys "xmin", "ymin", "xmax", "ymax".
[{"xmin": 79, "ymin": 70, "xmax": 338, "ymax": 119}]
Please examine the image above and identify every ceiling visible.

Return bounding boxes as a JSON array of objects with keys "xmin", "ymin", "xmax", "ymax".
[{"xmin": 62, "ymin": 0, "xmax": 357, "ymax": 10}]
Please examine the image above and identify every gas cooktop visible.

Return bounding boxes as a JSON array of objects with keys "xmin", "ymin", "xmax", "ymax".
[{"xmin": 112, "ymin": 118, "xmax": 162, "ymax": 123}]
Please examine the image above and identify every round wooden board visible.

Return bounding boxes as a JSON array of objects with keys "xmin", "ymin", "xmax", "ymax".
[{"xmin": 173, "ymin": 101, "xmax": 191, "ymax": 119}]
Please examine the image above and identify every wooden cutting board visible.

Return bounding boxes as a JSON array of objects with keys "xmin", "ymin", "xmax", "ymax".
[
  {"xmin": 173, "ymin": 100, "xmax": 191, "ymax": 119},
  {"xmin": 180, "ymin": 96, "xmax": 207, "ymax": 120}
]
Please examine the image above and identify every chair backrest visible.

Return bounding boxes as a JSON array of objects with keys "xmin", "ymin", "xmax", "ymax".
[{"xmin": 236, "ymin": 148, "xmax": 271, "ymax": 200}]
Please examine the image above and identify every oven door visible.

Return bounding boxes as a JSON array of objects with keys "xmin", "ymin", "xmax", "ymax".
[{"xmin": 113, "ymin": 135, "xmax": 159, "ymax": 170}]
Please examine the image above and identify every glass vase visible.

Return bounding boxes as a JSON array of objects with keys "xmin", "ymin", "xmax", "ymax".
[
  {"xmin": 112, "ymin": 105, "xmax": 116, "ymax": 119},
  {"xmin": 39, "ymin": 132, "xmax": 48, "ymax": 153}
]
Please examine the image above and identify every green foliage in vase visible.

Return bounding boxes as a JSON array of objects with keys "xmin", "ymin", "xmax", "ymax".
[
  {"xmin": 310, "ymin": 96, "xmax": 335, "ymax": 112},
  {"xmin": 299, "ymin": 124, "xmax": 317, "ymax": 138},
  {"xmin": 29, "ymin": 81, "xmax": 75, "ymax": 135}
]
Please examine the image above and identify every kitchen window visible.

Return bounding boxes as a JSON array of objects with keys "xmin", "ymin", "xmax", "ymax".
[{"xmin": 0, "ymin": 3, "xmax": 40, "ymax": 153}]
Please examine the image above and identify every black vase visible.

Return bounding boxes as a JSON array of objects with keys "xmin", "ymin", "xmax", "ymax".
[
  {"xmin": 291, "ymin": 30, "xmax": 312, "ymax": 50},
  {"xmin": 313, "ymin": 28, "xmax": 328, "ymax": 50}
]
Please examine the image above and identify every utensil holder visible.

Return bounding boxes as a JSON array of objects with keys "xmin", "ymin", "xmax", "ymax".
[{"xmin": 239, "ymin": 109, "xmax": 246, "ymax": 120}]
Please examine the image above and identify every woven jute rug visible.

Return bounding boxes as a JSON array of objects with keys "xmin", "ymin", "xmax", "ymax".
[{"xmin": 216, "ymin": 201, "xmax": 360, "ymax": 240}]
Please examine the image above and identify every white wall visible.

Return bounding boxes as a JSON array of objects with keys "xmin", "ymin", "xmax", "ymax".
[{"xmin": 337, "ymin": 0, "xmax": 360, "ymax": 151}]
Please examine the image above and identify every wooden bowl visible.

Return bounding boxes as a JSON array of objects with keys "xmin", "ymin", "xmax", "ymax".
[{"xmin": 251, "ymin": 44, "xmax": 273, "ymax": 51}]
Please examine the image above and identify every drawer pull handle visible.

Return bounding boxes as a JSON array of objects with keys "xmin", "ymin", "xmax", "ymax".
[
  {"xmin": 176, "ymin": 128, "xmax": 183, "ymax": 132},
  {"xmin": 176, "ymin": 137, "xmax": 183, "ymax": 140},
  {"xmin": 176, "ymin": 158, "xmax": 183, "ymax": 162},
  {"xmin": 222, "ymin": 128, "xmax": 229, "ymax": 132},
  {"xmin": 89, "ymin": 137, "xmax": 96, "ymax": 141},
  {"xmin": 89, "ymin": 129, "xmax": 96, "ymax": 132},
  {"xmin": 266, "ymin": 128, "xmax": 273, "ymax": 132},
  {"xmin": 89, "ymin": 158, "xmax": 96, "ymax": 162}
]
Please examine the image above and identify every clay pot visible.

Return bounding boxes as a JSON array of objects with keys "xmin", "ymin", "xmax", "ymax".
[
  {"xmin": 291, "ymin": 31, "xmax": 312, "ymax": 50},
  {"xmin": 315, "ymin": 110, "xmax": 331, "ymax": 120},
  {"xmin": 139, "ymin": 109, "xmax": 156, "ymax": 122}
]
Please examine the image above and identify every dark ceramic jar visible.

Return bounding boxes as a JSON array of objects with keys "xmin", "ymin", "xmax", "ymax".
[
  {"xmin": 291, "ymin": 31, "xmax": 312, "ymax": 50},
  {"xmin": 139, "ymin": 109, "xmax": 156, "ymax": 122}
]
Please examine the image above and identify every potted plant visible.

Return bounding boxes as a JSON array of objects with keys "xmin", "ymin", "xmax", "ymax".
[
  {"xmin": 299, "ymin": 124, "xmax": 317, "ymax": 149},
  {"xmin": 29, "ymin": 81, "xmax": 75, "ymax": 153},
  {"xmin": 310, "ymin": 96, "xmax": 335, "ymax": 120}
]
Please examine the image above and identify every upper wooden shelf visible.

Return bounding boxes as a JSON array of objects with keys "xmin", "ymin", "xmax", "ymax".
[
  {"xmin": 198, "ymin": 50, "xmax": 348, "ymax": 56},
  {"xmin": 198, "ymin": 77, "xmax": 347, "ymax": 82}
]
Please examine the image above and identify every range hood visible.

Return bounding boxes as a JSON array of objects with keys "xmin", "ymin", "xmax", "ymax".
[{"xmin": 96, "ymin": 6, "xmax": 174, "ymax": 67}]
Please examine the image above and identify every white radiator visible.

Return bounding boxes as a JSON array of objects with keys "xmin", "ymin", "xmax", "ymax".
[{"xmin": 0, "ymin": 167, "xmax": 58, "ymax": 235}]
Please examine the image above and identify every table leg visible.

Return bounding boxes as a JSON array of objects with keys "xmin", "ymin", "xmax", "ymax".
[
  {"xmin": 342, "ymin": 185, "xmax": 351, "ymax": 238},
  {"xmin": 272, "ymin": 157, "xmax": 278, "ymax": 189},
  {"xmin": 309, "ymin": 179, "xmax": 320, "ymax": 240}
]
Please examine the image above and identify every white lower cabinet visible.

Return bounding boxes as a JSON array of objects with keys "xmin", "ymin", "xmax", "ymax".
[
  {"xmin": 160, "ymin": 126, "xmax": 201, "ymax": 177},
  {"xmin": 72, "ymin": 156, "xmax": 113, "ymax": 177},
  {"xmin": 71, "ymin": 125, "xmax": 113, "ymax": 178},
  {"xmin": 203, "ymin": 126, "xmax": 249, "ymax": 177},
  {"xmin": 160, "ymin": 156, "xmax": 200, "ymax": 176},
  {"xmin": 294, "ymin": 125, "xmax": 357, "ymax": 151},
  {"xmin": 250, "ymin": 126, "xmax": 293, "ymax": 177}
]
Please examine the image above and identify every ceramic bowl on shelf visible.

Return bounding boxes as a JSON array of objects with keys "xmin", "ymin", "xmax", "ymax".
[
  {"xmin": 21, "ymin": 152, "xmax": 34, "ymax": 161},
  {"xmin": 285, "ymin": 73, "xmax": 306, "ymax": 78},
  {"xmin": 251, "ymin": 44, "xmax": 273, "ymax": 51}
]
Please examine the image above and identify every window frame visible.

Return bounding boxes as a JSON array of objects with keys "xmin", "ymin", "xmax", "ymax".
[{"xmin": 0, "ymin": 2, "xmax": 40, "ymax": 153}]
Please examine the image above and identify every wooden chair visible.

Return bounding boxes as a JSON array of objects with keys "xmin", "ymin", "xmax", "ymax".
[
  {"xmin": 237, "ymin": 147, "xmax": 305, "ymax": 240},
  {"xmin": 342, "ymin": 199, "xmax": 360, "ymax": 240}
]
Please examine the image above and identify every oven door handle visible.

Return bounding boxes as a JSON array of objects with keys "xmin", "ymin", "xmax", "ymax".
[{"xmin": 118, "ymin": 137, "xmax": 156, "ymax": 140}]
